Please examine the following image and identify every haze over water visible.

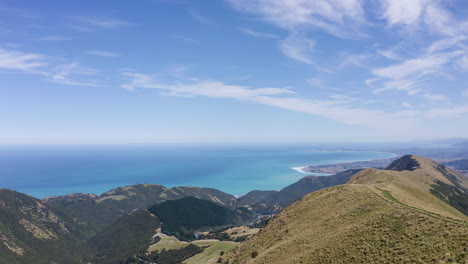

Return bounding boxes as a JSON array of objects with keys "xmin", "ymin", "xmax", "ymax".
[{"xmin": 0, "ymin": 145, "xmax": 394, "ymax": 198}]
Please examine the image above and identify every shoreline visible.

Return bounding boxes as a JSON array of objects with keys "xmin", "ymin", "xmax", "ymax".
[
  {"xmin": 291, "ymin": 166, "xmax": 309, "ymax": 174},
  {"xmin": 290, "ymin": 151, "xmax": 398, "ymax": 175}
]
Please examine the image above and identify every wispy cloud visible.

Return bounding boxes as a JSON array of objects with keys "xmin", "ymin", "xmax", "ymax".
[
  {"xmin": 228, "ymin": 0, "xmax": 367, "ymax": 66},
  {"xmin": 459, "ymin": 55, "xmax": 468, "ymax": 71},
  {"xmin": 425, "ymin": 105, "xmax": 468, "ymax": 118},
  {"xmin": 463, "ymin": 89, "xmax": 468, "ymax": 97},
  {"xmin": 122, "ymin": 72, "xmax": 293, "ymax": 97},
  {"xmin": 0, "ymin": 47, "xmax": 101, "ymax": 87},
  {"xmin": 379, "ymin": 0, "xmax": 429, "ymax": 26},
  {"xmin": 174, "ymin": 36, "xmax": 199, "ymax": 44},
  {"xmin": 122, "ymin": 71, "xmax": 423, "ymax": 135},
  {"xmin": 228, "ymin": 0, "xmax": 366, "ymax": 38},
  {"xmin": 306, "ymin": 77, "xmax": 342, "ymax": 91},
  {"xmin": 68, "ymin": 16, "xmax": 134, "ymax": 32},
  {"xmin": 38, "ymin": 35, "xmax": 72, "ymax": 41},
  {"xmin": 306, "ymin": 78, "xmax": 325, "ymax": 88},
  {"xmin": 0, "ymin": 48, "xmax": 48, "ymax": 73},
  {"xmin": 401, "ymin": 102, "xmax": 413, "ymax": 108},
  {"xmin": 370, "ymin": 51, "xmax": 462, "ymax": 95},
  {"xmin": 84, "ymin": 50, "xmax": 120, "ymax": 57},
  {"xmin": 227, "ymin": 0, "xmax": 468, "ymax": 104},
  {"xmin": 279, "ymin": 34, "xmax": 315, "ymax": 65},
  {"xmin": 339, "ymin": 53, "xmax": 372, "ymax": 68},
  {"xmin": 189, "ymin": 10, "xmax": 217, "ymax": 26},
  {"xmin": 379, "ymin": 0, "xmax": 465, "ymax": 36},
  {"xmin": 240, "ymin": 28, "xmax": 279, "ymax": 38},
  {"xmin": 424, "ymin": 93, "xmax": 448, "ymax": 101}
]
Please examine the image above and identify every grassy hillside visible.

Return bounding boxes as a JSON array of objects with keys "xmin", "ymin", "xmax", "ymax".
[
  {"xmin": 234, "ymin": 169, "xmax": 361, "ymax": 214},
  {"xmin": 227, "ymin": 156, "xmax": 468, "ymax": 264},
  {"xmin": 145, "ymin": 231, "xmax": 238, "ymax": 264},
  {"xmin": 227, "ymin": 185, "xmax": 467, "ymax": 264},
  {"xmin": 268, "ymin": 169, "xmax": 362, "ymax": 207},
  {"xmin": 350, "ymin": 155, "xmax": 468, "ymax": 219}
]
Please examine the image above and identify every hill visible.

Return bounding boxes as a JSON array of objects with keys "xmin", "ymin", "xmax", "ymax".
[
  {"xmin": 227, "ymin": 155, "xmax": 468, "ymax": 263},
  {"xmin": 149, "ymin": 197, "xmax": 252, "ymax": 240},
  {"xmin": 446, "ymin": 159, "xmax": 468, "ymax": 171},
  {"xmin": 451, "ymin": 141, "xmax": 468, "ymax": 148},
  {"xmin": 44, "ymin": 184, "xmax": 236, "ymax": 237},
  {"xmin": 1, "ymin": 184, "xmax": 236, "ymax": 264},
  {"xmin": 0, "ymin": 189, "xmax": 85, "ymax": 264},
  {"xmin": 353, "ymin": 155, "xmax": 468, "ymax": 218},
  {"xmin": 234, "ymin": 169, "xmax": 361, "ymax": 213},
  {"xmin": 88, "ymin": 210, "xmax": 161, "ymax": 264}
]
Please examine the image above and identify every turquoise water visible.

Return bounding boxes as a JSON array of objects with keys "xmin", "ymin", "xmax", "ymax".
[{"xmin": 0, "ymin": 145, "xmax": 394, "ymax": 198}]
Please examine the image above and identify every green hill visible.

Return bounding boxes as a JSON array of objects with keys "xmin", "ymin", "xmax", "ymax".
[
  {"xmin": 44, "ymin": 184, "xmax": 236, "ymax": 237},
  {"xmin": 227, "ymin": 156, "xmax": 468, "ymax": 264},
  {"xmin": 0, "ymin": 189, "xmax": 85, "ymax": 264},
  {"xmin": 1, "ymin": 184, "xmax": 236, "ymax": 264},
  {"xmin": 149, "ymin": 197, "xmax": 252, "ymax": 240},
  {"xmin": 88, "ymin": 210, "xmax": 161, "ymax": 264}
]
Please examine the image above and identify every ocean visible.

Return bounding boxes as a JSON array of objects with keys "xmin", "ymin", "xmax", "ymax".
[{"xmin": 0, "ymin": 145, "xmax": 395, "ymax": 198}]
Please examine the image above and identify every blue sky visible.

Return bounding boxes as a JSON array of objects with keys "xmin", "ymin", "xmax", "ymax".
[{"xmin": 1, "ymin": 0, "xmax": 468, "ymax": 144}]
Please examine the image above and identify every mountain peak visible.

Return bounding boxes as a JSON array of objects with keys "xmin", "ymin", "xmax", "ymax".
[{"xmin": 385, "ymin": 155, "xmax": 420, "ymax": 171}]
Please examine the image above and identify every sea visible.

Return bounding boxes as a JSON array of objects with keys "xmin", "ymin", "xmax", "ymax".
[{"xmin": 0, "ymin": 145, "xmax": 395, "ymax": 198}]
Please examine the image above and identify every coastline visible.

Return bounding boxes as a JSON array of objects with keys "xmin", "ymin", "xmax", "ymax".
[
  {"xmin": 290, "ymin": 151, "xmax": 398, "ymax": 175},
  {"xmin": 291, "ymin": 166, "xmax": 309, "ymax": 174},
  {"xmin": 3, "ymin": 147, "xmax": 399, "ymax": 198}
]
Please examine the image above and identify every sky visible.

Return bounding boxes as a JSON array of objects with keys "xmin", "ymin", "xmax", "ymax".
[{"xmin": 1, "ymin": 0, "xmax": 468, "ymax": 145}]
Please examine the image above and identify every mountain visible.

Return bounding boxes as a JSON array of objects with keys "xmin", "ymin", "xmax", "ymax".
[
  {"xmin": 88, "ymin": 210, "xmax": 161, "ymax": 264},
  {"xmin": 0, "ymin": 167, "xmax": 364, "ymax": 264},
  {"xmin": 149, "ymin": 197, "xmax": 253, "ymax": 240},
  {"xmin": 377, "ymin": 155, "xmax": 468, "ymax": 217},
  {"xmin": 446, "ymin": 159, "xmax": 468, "ymax": 171},
  {"xmin": 44, "ymin": 184, "xmax": 236, "ymax": 236},
  {"xmin": 1, "ymin": 184, "xmax": 236, "ymax": 264},
  {"xmin": 234, "ymin": 169, "xmax": 362, "ymax": 213},
  {"xmin": 0, "ymin": 189, "xmax": 85, "ymax": 264},
  {"xmin": 227, "ymin": 155, "xmax": 468, "ymax": 263},
  {"xmin": 451, "ymin": 141, "xmax": 468, "ymax": 148},
  {"xmin": 3, "ymin": 155, "xmax": 467, "ymax": 264}
]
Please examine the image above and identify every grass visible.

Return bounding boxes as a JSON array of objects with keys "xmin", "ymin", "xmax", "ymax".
[
  {"xmin": 148, "ymin": 231, "xmax": 238, "ymax": 264},
  {"xmin": 184, "ymin": 241, "xmax": 237, "ymax": 264},
  {"xmin": 226, "ymin": 184, "xmax": 468, "ymax": 264},
  {"xmin": 349, "ymin": 160, "xmax": 468, "ymax": 220},
  {"xmin": 224, "ymin": 226, "xmax": 260, "ymax": 239},
  {"xmin": 148, "ymin": 232, "xmax": 188, "ymax": 251},
  {"xmin": 376, "ymin": 188, "xmax": 402, "ymax": 205}
]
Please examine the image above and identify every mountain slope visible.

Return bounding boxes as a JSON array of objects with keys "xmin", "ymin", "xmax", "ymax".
[
  {"xmin": 1, "ymin": 184, "xmax": 236, "ymax": 264},
  {"xmin": 268, "ymin": 169, "xmax": 361, "ymax": 207},
  {"xmin": 227, "ymin": 156, "xmax": 468, "ymax": 264},
  {"xmin": 451, "ymin": 141, "xmax": 468, "ymax": 148},
  {"xmin": 235, "ymin": 169, "xmax": 361, "ymax": 213},
  {"xmin": 0, "ymin": 189, "xmax": 85, "ymax": 264},
  {"xmin": 44, "ymin": 184, "xmax": 236, "ymax": 237},
  {"xmin": 149, "ymin": 197, "xmax": 253, "ymax": 240},
  {"xmin": 88, "ymin": 210, "xmax": 161, "ymax": 264},
  {"xmin": 350, "ymin": 155, "xmax": 468, "ymax": 219}
]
